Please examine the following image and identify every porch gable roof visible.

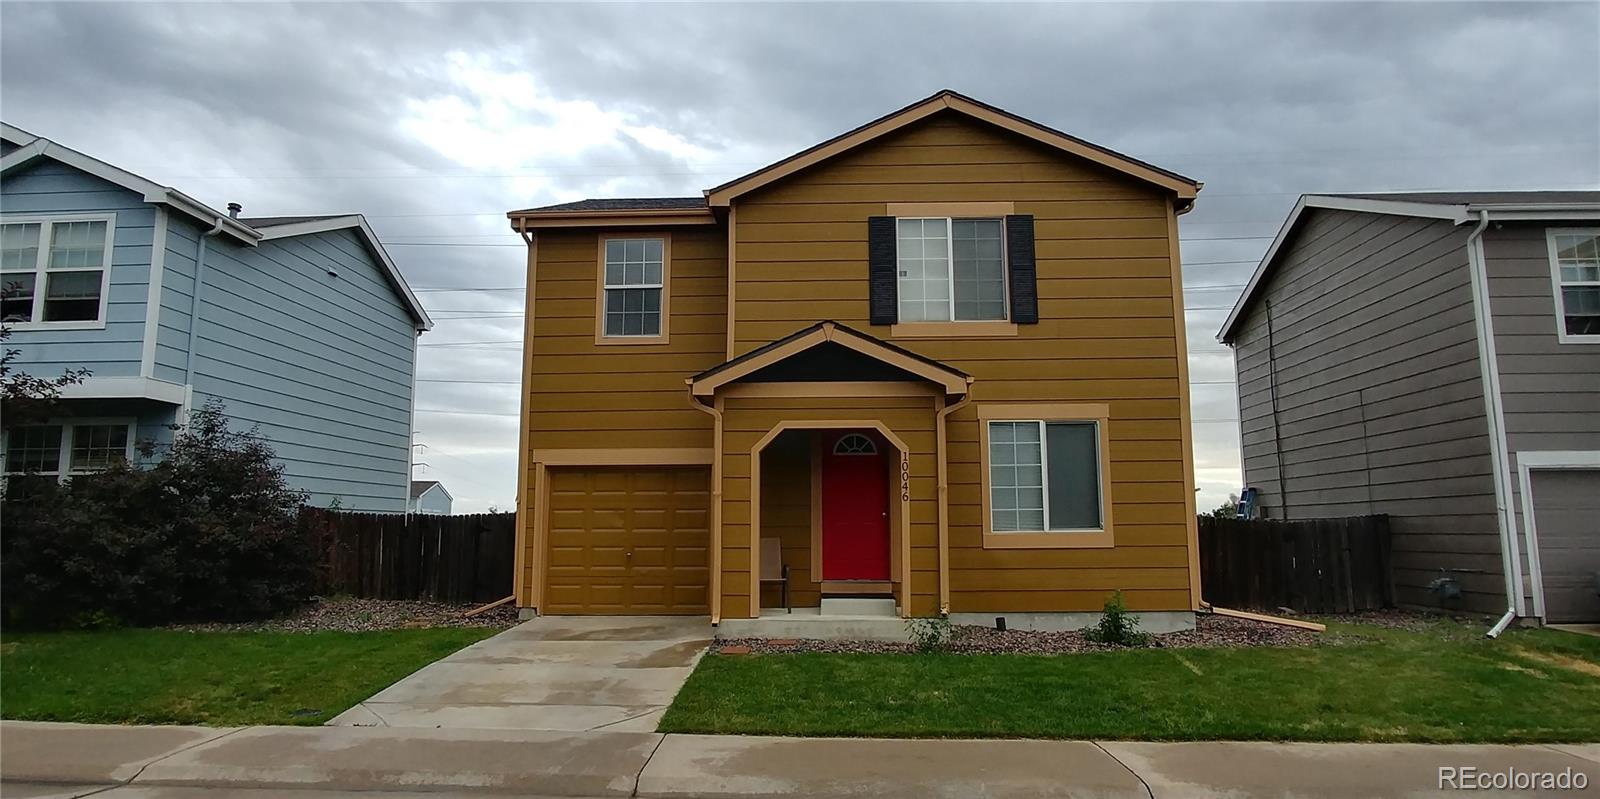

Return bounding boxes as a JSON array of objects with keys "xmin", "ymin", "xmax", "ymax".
[{"xmin": 688, "ymin": 321, "xmax": 970, "ymax": 397}]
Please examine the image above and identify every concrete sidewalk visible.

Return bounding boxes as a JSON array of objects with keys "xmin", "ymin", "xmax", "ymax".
[{"xmin": 2, "ymin": 721, "xmax": 1597, "ymax": 798}]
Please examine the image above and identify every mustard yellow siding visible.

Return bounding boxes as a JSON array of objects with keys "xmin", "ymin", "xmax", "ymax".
[
  {"xmin": 756, "ymin": 432, "xmax": 821, "ymax": 609},
  {"xmin": 731, "ymin": 112, "xmax": 1193, "ymax": 613},
  {"xmin": 518, "ymin": 226, "xmax": 727, "ymax": 604},
  {"xmin": 720, "ymin": 396, "xmax": 940, "ymax": 618},
  {"xmin": 514, "ymin": 109, "xmax": 1197, "ymax": 616}
]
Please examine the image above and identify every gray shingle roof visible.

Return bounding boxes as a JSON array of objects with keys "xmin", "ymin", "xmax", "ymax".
[
  {"xmin": 1324, "ymin": 191, "xmax": 1600, "ymax": 206},
  {"xmin": 513, "ymin": 197, "xmax": 708, "ymax": 214},
  {"xmin": 238, "ymin": 215, "xmax": 351, "ymax": 227}
]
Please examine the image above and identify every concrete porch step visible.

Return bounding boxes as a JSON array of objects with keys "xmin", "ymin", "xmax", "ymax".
[{"xmin": 819, "ymin": 597, "xmax": 897, "ymax": 617}]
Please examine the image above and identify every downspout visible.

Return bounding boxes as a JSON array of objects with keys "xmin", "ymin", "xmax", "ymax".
[
  {"xmin": 1464, "ymin": 210, "xmax": 1523, "ymax": 638},
  {"xmin": 934, "ymin": 383, "xmax": 974, "ymax": 616},
  {"xmin": 181, "ymin": 218, "xmax": 227, "ymax": 418},
  {"xmin": 689, "ymin": 385, "xmax": 725, "ymax": 625}
]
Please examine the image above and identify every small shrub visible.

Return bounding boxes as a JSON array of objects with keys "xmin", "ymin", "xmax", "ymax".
[
  {"xmin": 906, "ymin": 616, "xmax": 953, "ymax": 653},
  {"xmin": 1, "ymin": 401, "xmax": 313, "ymax": 628},
  {"xmin": 1083, "ymin": 590, "xmax": 1152, "ymax": 647}
]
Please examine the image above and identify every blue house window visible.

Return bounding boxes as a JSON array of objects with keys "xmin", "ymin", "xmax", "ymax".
[{"xmin": 0, "ymin": 215, "xmax": 114, "ymax": 327}]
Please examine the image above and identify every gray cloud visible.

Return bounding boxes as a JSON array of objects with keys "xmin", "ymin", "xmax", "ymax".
[{"xmin": 5, "ymin": 1, "xmax": 1596, "ymax": 511}]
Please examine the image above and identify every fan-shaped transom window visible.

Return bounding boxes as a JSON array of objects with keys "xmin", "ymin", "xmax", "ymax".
[{"xmin": 833, "ymin": 434, "xmax": 877, "ymax": 455}]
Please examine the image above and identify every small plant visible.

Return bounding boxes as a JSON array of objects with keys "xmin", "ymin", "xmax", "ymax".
[
  {"xmin": 906, "ymin": 616, "xmax": 953, "ymax": 653},
  {"xmin": 1083, "ymin": 590, "xmax": 1152, "ymax": 647}
]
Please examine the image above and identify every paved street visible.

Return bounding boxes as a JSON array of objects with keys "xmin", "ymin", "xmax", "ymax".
[{"xmin": 3, "ymin": 720, "xmax": 1597, "ymax": 798}]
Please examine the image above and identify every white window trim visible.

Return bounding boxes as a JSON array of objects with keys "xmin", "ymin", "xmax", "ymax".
[
  {"xmin": 0, "ymin": 213, "xmax": 116, "ymax": 331},
  {"xmin": 2, "ymin": 417, "xmax": 137, "ymax": 481},
  {"xmin": 988, "ymin": 418, "xmax": 1105, "ymax": 534},
  {"xmin": 601, "ymin": 237, "xmax": 666, "ymax": 339},
  {"xmin": 1545, "ymin": 226, "xmax": 1600, "ymax": 345},
  {"xmin": 896, "ymin": 216, "xmax": 1010, "ymax": 323}
]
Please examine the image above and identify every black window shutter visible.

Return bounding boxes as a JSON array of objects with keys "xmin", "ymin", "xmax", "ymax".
[
  {"xmin": 867, "ymin": 216, "xmax": 898, "ymax": 325},
  {"xmin": 1005, "ymin": 214, "xmax": 1038, "ymax": 324}
]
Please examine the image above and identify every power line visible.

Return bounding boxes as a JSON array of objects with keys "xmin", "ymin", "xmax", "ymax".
[{"xmin": 415, "ymin": 407, "xmax": 518, "ymax": 417}]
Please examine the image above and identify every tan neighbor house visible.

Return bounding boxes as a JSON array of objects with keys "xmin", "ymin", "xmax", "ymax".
[{"xmin": 506, "ymin": 90, "xmax": 1204, "ymax": 632}]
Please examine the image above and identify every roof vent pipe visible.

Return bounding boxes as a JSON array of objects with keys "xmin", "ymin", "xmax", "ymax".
[{"xmin": 227, "ymin": 202, "xmax": 242, "ymax": 219}]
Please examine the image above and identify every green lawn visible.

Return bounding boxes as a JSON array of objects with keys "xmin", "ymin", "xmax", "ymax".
[
  {"xmin": 660, "ymin": 620, "xmax": 1600, "ymax": 743},
  {"xmin": 0, "ymin": 627, "xmax": 497, "ymax": 726}
]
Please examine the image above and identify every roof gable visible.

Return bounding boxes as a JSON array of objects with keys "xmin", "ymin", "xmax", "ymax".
[
  {"xmin": 245, "ymin": 215, "xmax": 432, "ymax": 330},
  {"xmin": 690, "ymin": 321, "xmax": 969, "ymax": 396},
  {"xmin": 704, "ymin": 90, "xmax": 1199, "ymax": 208},
  {"xmin": 1217, "ymin": 191, "xmax": 1600, "ymax": 343},
  {"xmin": 0, "ymin": 123, "xmax": 259, "ymax": 245},
  {"xmin": 0, "ymin": 123, "xmax": 430, "ymax": 331}
]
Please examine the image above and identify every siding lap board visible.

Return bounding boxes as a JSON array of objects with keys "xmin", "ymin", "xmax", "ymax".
[
  {"xmin": 0, "ymin": 161, "xmax": 153, "ymax": 378},
  {"xmin": 1231, "ymin": 208, "xmax": 1503, "ymax": 612},
  {"xmin": 731, "ymin": 112, "xmax": 1193, "ymax": 614},
  {"xmin": 190, "ymin": 229, "xmax": 416, "ymax": 512}
]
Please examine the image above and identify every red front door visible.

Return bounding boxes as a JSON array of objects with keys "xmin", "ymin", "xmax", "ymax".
[{"xmin": 821, "ymin": 432, "xmax": 890, "ymax": 580}]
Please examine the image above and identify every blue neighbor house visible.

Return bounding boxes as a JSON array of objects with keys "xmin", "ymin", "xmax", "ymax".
[{"xmin": 0, "ymin": 123, "xmax": 433, "ymax": 512}]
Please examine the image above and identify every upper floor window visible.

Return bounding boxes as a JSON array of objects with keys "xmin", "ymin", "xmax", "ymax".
[
  {"xmin": 0, "ymin": 215, "xmax": 114, "ymax": 327},
  {"xmin": 600, "ymin": 237, "xmax": 666, "ymax": 341},
  {"xmin": 896, "ymin": 217, "xmax": 1007, "ymax": 323},
  {"xmin": 1548, "ymin": 228, "xmax": 1600, "ymax": 343}
]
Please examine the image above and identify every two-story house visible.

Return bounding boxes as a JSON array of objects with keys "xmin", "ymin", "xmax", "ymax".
[
  {"xmin": 1219, "ymin": 192, "xmax": 1600, "ymax": 627},
  {"xmin": 505, "ymin": 91, "xmax": 1204, "ymax": 633},
  {"xmin": 0, "ymin": 123, "xmax": 432, "ymax": 513}
]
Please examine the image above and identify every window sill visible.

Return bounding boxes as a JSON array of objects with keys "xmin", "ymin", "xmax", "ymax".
[
  {"xmin": 1556, "ymin": 333, "xmax": 1600, "ymax": 345},
  {"xmin": 982, "ymin": 529, "xmax": 1114, "ymax": 549},
  {"xmin": 594, "ymin": 335, "xmax": 671, "ymax": 346},
  {"xmin": 4, "ymin": 320, "xmax": 108, "ymax": 332},
  {"xmin": 890, "ymin": 321, "xmax": 1017, "ymax": 338}
]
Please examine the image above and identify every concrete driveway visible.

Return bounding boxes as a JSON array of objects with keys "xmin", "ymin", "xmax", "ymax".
[{"xmin": 328, "ymin": 616, "xmax": 711, "ymax": 732}]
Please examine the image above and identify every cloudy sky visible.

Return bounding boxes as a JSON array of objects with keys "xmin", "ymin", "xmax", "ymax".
[{"xmin": 4, "ymin": 2, "xmax": 1596, "ymax": 512}]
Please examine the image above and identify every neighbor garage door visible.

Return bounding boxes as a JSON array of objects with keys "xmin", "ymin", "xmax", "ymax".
[
  {"xmin": 1532, "ymin": 468, "xmax": 1600, "ymax": 623},
  {"xmin": 544, "ymin": 467, "xmax": 710, "ymax": 615}
]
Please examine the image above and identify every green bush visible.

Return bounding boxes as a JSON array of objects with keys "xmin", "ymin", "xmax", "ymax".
[
  {"xmin": 1, "ymin": 401, "xmax": 313, "ymax": 628},
  {"xmin": 905, "ymin": 616, "xmax": 953, "ymax": 653},
  {"xmin": 1083, "ymin": 590, "xmax": 1152, "ymax": 647}
]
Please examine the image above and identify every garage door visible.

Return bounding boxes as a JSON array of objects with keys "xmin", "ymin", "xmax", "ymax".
[
  {"xmin": 544, "ymin": 467, "xmax": 710, "ymax": 615},
  {"xmin": 1532, "ymin": 468, "xmax": 1600, "ymax": 623}
]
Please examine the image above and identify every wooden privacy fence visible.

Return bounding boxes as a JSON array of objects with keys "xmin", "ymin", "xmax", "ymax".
[
  {"xmin": 300, "ymin": 509, "xmax": 516, "ymax": 602},
  {"xmin": 1198, "ymin": 514, "xmax": 1394, "ymax": 614}
]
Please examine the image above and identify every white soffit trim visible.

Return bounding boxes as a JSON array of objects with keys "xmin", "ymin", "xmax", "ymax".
[
  {"xmin": 60, "ymin": 376, "xmax": 188, "ymax": 405},
  {"xmin": 253, "ymin": 215, "xmax": 433, "ymax": 330},
  {"xmin": 1217, "ymin": 195, "xmax": 1472, "ymax": 343},
  {"xmin": 0, "ymin": 131, "xmax": 258, "ymax": 246}
]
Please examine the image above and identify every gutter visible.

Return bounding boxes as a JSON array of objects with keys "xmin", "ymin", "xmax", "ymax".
[
  {"xmin": 1462, "ymin": 209, "xmax": 1525, "ymax": 638},
  {"xmin": 934, "ymin": 385, "xmax": 974, "ymax": 615},
  {"xmin": 688, "ymin": 386, "xmax": 725, "ymax": 625},
  {"xmin": 182, "ymin": 217, "xmax": 228, "ymax": 406}
]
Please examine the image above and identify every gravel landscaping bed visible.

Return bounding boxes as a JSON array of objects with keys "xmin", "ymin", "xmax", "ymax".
[
  {"xmin": 168, "ymin": 597, "xmax": 520, "ymax": 633},
  {"xmin": 714, "ymin": 612, "xmax": 1321, "ymax": 655}
]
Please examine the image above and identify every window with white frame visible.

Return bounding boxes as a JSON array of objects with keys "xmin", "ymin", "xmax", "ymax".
[
  {"xmin": 1548, "ymin": 229, "xmax": 1600, "ymax": 341},
  {"xmin": 896, "ymin": 218, "xmax": 1007, "ymax": 322},
  {"xmin": 988, "ymin": 420, "xmax": 1103, "ymax": 532},
  {"xmin": 3, "ymin": 422, "xmax": 132, "ymax": 480},
  {"xmin": 602, "ymin": 238, "xmax": 664, "ymax": 337},
  {"xmin": 0, "ymin": 216, "xmax": 113, "ymax": 325}
]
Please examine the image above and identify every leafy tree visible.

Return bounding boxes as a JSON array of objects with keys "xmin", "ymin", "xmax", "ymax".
[{"xmin": 1210, "ymin": 493, "xmax": 1241, "ymax": 518}]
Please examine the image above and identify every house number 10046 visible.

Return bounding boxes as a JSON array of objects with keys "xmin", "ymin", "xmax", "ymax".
[{"xmin": 900, "ymin": 452, "xmax": 910, "ymax": 501}]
